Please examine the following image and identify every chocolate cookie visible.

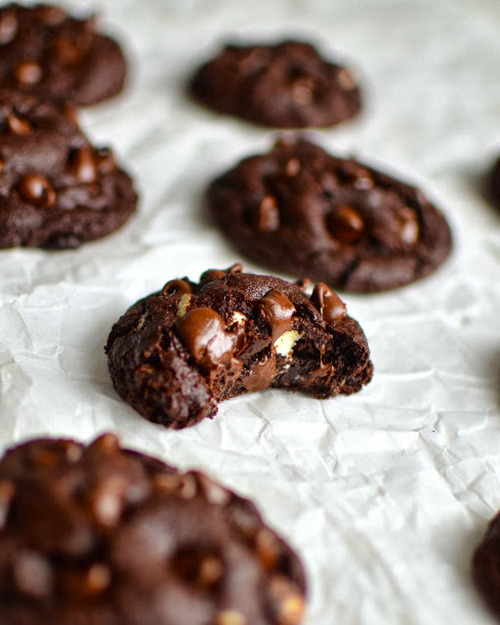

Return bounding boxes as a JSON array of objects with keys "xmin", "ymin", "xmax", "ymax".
[
  {"xmin": 105, "ymin": 264, "xmax": 373, "ymax": 429},
  {"xmin": 473, "ymin": 511, "xmax": 500, "ymax": 617},
  {"xmin": 208, "ymin": 138, "xmax": 452, "ymax": 293},
  {"xmin": 190, "ymin": 40, "xmax": 361, "ymax": 128},
  {"xmin": 0, "ymin": 3, "xmax": 127, "ymax": 106},
  {"xmin": 0, "ymin": 433, "xmax": 306, "ymax": 625},
  {"xmin": 0, "ymin": 89, "xmax": 137, "ymax": 248}
]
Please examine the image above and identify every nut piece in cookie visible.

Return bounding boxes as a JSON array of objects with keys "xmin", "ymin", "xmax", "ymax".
[
  {"xmin": 0, "ymin": 89, "xmax": 137, "ymax": 248},
  {"xmin": 207, "ymin": 138, "xmax": 452, "ymax": 293},
  {"xmin": 0, "ymin": 433, "xmax": 306, "ymax": 624},
  {"xmin": 105, "ymin": 264, "xmax": 373, "ymax": 429},
  {"xmin": 0, "ymin": 3, "xmax": 127, "ymax": 106},
  {"xmin": 190, "ymin": 40, "xmax": 361, "ymax": 128},
  {"xmin": 473, "ymin": 510, "xmax": 500, "ymax": 618}
]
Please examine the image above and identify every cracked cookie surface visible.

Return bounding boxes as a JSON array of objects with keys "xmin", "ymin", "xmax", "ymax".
[
  {"xmin": 105, "ymin": 264, "xmax": 373, "ymax": 429},
  {"xmin": 208, "ymin": 139, "xmax": 452, "ymax": 293},
  {"xmin": 0, "ymin": 3, "xmax": 127, "ymax": 106},
  {"xmin": 0, "ymin": 89, "xmax": 137, "ymax": 248},
  {"xmin": 190, "ymin": 40, "xmax": 361, "ymax": 129},
  {"xmin": 0, "ymin": 433, "xmax": 306, "ymax": 625}
]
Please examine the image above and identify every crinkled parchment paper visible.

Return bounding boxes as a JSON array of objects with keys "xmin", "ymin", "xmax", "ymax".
[{"xmin": 1, "ymin": 0, "xmax": 500, "ymax": 623}]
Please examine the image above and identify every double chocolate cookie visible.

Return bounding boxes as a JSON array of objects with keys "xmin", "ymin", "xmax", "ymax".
[
  {"xmin": 190, "ymin": 40, "xmax": 361, "ymax": 128},
  {"xmin": 0, "ymin": 3, "xmax": 127, "ymax": 106},
  {"xmin": 0, "ymin": 433, "xmax": 306, "ymax": 624},
  {"xmin": 473, "ymin": 511, "xmax": 500, "ymax": 618},
  {"xmin": 208, "ymin": 138, "xmax": 453, "ymax": 293},
  {"xmin": 0, "ymin": 89, "xmax": 137, "ymax": 248},
  {"xmin": 105, "ymin": 264, "xmax": 373, "ymax": 429}
]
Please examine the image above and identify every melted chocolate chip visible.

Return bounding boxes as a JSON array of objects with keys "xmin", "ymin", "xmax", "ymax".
[
  {"xmin": 326, "ymin": 205, "xmax": 365, "ymax": 244},
  {"xmin": 176, "ymin": 307, "xmax": 236, "ymax": 371},
  {"xmin": 67, "ymin": 146, "xmax": 98, "ymax": 183},
  {"xmin": 257, "ymin": 290, "xmax": 295, "ymax": 342},
  {"xmin": 18, "ymin": 174, "xmax": 55, "ymax": 208},
  {"xmin": 243, "ymin": 355, "xmax": 277, "ymax": 392},
  {"xmin": 310, "ymin": 283, "xmax": 346, "ymax": 323},
  {"xmin": 254, "ymin": 195, "xmax": 280, "ymax": 232},
  {"xmin": 14, "ymin": 61, "xmax": 42, "ymax": 86}
]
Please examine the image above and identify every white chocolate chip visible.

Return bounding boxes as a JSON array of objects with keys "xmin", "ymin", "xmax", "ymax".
[
  {"xmin": 176, "ymin": 293, "xmax": 192, "ymax": 319},
  {"xmin": 135, "ymin": 314, "xmax": 146, "ymax": 331},
  {"xmin": 274, "ymin": 330, "xmax": 302, "ymax": 357},
  {"xmin": 231, "ymin": 311, "xmax": 247, "ymax": 326}
]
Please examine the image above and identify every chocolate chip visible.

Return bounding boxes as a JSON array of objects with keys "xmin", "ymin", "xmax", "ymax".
[
  {"xmin": 172, "ymin": 547, "xmax": 224, "ymax": 590},
  {"xmin": 257, "ymin": 289, "xmax": 295, "ymax": 342},
  {"xmin": 52, "ymin": 38, "xmax": 83, "ymax": 65},
  {"xmin": 294, "ymin": 277, "xmax": 311, "ymax": 291},
  {"xmin": 268, "ymin": 576, "xmax": 305, "ymax": 625},
  {"xmin": 0, "ymin": 11, "xmax": 17, "ymax": 44},
  {"xmin": 310, "ymin": 283, "xmax": 347, "ymax": 323},
  {"xmin": 6, "ymin": 113, "xmax": 31, "ymax": 135},
  {"xmin": 195, "ymin": 472, "xmax": 231, "ymax": 506},
  {"xmin": 162, "ymin": 279, "xmax": 193, "ymax": 297},
  {"xmin": 256, "ymin": 528, "xmax": 280, "ymax": 568},
  {"xmin": 285, "ymin": 158, "xmax": 301, "ymax": 177},
  {"xmin": 33, "ymin": 5, "xmax": 66, "ymax": 25},
  {"xmin": 67, "ymin": 146, "xmax": 98, "ymax": 183},
  {"xmin": 398, "ymin": 206, "xmax": 419, "ymax": 244},
  {"xmin": 176, "ymin": 307, "xmax": 236, "ymax": 372},
  {"xmin": 254, "ymin": 195, "xmax": 280, "ymax": 232},
  {"xmin": 291, "ymin": 76, "xmax": 315, "ymax": 105},
  {"xmin": 14, "ymin": 61, "xmax": 42, "ymax": 85},
  {"xmin": 200, "ymin": 263, "xmax": 242, "ymax": 284},
  {"xmin": 59, "ymin": 564, "xmax": 111, "ymax": 600},
  {"xmin": 336, "ymin": 68, "xmax": 357, "ymax": 91},
  {"xmin": 18, "ymin": 174, "xmax": 55, "ymax": 208},
  {"xmin": 88, "ymin": 433, "xmax": 120, "ymax": 455},
  {"xmin": 326, "ymin": 205, "xmax": 364, "ymax": 243},
  {"xmin": 87, "ymin": 476, "xmax": 125, "ymax": 527}
]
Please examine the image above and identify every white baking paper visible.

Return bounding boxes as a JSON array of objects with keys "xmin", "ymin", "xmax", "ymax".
[{"xmin": 1, "ymin": 0, "xmax": 500, "ymax": 623}]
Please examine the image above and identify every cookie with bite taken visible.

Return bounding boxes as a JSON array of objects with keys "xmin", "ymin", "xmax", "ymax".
[{"xmin": 105, "ymin": 264, "xmax": 373, "ymax": 429}]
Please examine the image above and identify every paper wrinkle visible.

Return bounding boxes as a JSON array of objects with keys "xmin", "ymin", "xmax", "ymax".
[{"xmin": 0, "ymin": 0, "xmax": 499, "ymax": 623}]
